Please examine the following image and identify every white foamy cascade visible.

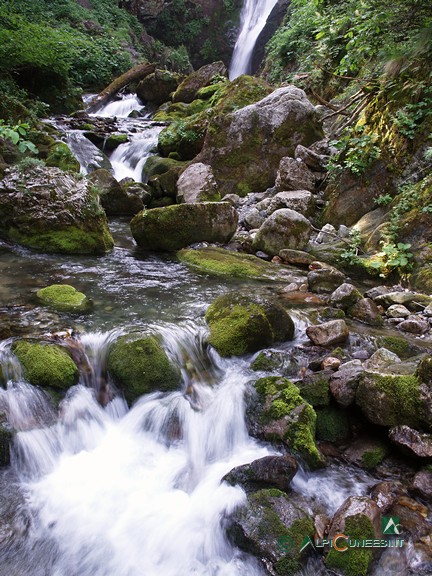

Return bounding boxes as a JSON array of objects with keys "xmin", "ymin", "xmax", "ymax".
[
  {"xmin": 229, "ymin": 0, "xmax": 279, "ymax": 79},
  {"xmin": 14, "ymin": 367, "xmax": 271, "ymax": 576},
  {"xmin": 90, "ymin": 93, "xmax": 144, "ymax": 118},
  {"xmin": 109, "ymin": 123, "xmax": 163, "ymax": 182}
]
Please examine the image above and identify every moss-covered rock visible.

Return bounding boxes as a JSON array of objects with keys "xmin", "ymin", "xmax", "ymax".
[
  {"xmin": 296, "ymin": 370, "xmax": 331, "ymax": 407},
  {"xmin": 0, "ymin": 165, "xmax": 113, "ymax": 255},
  {"xmin": 253, "ymin": 377, "xmax": 324, "ymax": 468},
  {"xmin": 229, "ymin": 488, "xmax": 314, "ymax": 573},
  {"xmin": 177, "ymin": 246, "xmax": 306, "ymax": 282},
  {"xmin": 376, "ymin": 335, "xmax": 416, "ymax": 359},
  {"xmin": 158, "ymin": 113, "xmax": 208, "ymax": 160},
  {"xmin": 143, "ymin": 155, "xmax": 187, "ymax": 179},
  {"xmin": 137, "ymin": 69, "xmax": 182, "ymax": 106},
  {"xmin": 45, "ymin": 141, "xmax": 80, "ymax": 172},
  {"xmin": 130, "ymin": 202, "xmax": 238, "ymax": 251},
  {"xmin": 107, "ymin": 334, "xmax": 181, "ymax": 403},
  {"xmin": 316, "ymin": 406, "xmax": 350, "ymax": 442},
  {"xmin": 12, "ymin": 340, "xmax": 79, "ymax": 390},
  {"xmin": 172, "ymin": 61, "xmax": 227, "ymax": 104},
  {"xmin": 205, "ymin": 293, "xmax": 295, "ymax": 357},
  {"xmin": 36, "ymin": 284, "xmax": 91, "ymax": 313}
]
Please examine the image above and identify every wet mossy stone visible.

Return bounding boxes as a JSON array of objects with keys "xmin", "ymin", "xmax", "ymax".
[
  {"xmin": 205, "ymin": 293, "xmax": 295, "ymax": 357},
  {"xmin": 45, "ymin": 141, "xmax": 80, "ymax": 173},
  {"xmin": 107, "ymin": 335, "xmax": 181, "ymax": 403},
  {"xmin": 177, "ymin": 246, "xmax": 306, "ymax": 282},
  {"xmin": 143, "ymin": 155, "xmax": 187, "ymax": 179},
  {"xmin": 130, "ymin": 202, "xmax": 238, "ymax": 251},
  {"xmin": 316, "ymin": 406, "xmax": 350, "ymax": 443},
  {"xmin": 12, "ymin": 340, "xmax": 79, "ymax": 390},
  {"xmin": 36, "ymin": 284, "xmax": 91, "ymax": 314},
  {"xmin": 253, "ymin": 377, "xmax": 324, "ymax": 468}
]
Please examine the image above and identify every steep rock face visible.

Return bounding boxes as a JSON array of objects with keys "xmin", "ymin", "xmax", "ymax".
[
  {"xmin": 196, "ymin": 86, "xmax": 323, "ymax": 197},
  {"xmin": 251, "ymin": 0, "xmax": 290, "ymax": 74},
  {"xmin": 0, "ymin": 165, "xmax": 114, "ymax": 254}
]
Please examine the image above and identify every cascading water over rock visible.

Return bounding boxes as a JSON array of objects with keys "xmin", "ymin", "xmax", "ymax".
[{"xmin": 229, "ymin": 0, "xmax": 279, "ymax": 79}]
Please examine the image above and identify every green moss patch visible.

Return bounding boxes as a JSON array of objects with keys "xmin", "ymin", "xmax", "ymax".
[
  {"xmin": 36, "ymin": 284, "xmax": 91, "ymax": 313},
  {"xmin": 316, "ymin": 406, "xmax": 350, "ymax": 443},
  {"xmin": 13, "ymin": 340, "xmax": 79, "ymax": 390},
  {"xmin": 46, "ymin": 142, "xmax": 80, "ymax": 172},
  {"xmin": 326, "ymin": 515, "xmax": 375, "ymax": 576},
  {"xmin": 107, "ymin": 335, "xmax": 181, "ymax": 403}
]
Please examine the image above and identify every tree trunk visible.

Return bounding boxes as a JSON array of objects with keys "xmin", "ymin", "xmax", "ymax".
[{"xmin": 86, "ymin": 62, "xmax": 156, "ymax": 113}]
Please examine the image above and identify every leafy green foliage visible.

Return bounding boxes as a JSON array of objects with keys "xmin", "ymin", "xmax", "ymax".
[
  {"xmin": 374, "ymin": 194, "xmax": 393, "ymax": 206},
  {"xmin": 0, "ymin": 120, "xmax": 38, "ymax": 154},
  {"xmin": 329, "ymin": 129, "xmax": 381, "ymax": 176},
  {"xmin": 370, "ymin": 242, "xmax": 414, "ymax": 277},
  {"xmin": 340, "ymin": 228, "xmax": 363, "ymax": 265}
]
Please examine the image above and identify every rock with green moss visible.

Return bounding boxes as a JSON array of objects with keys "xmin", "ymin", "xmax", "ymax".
[
  {"xmin": 205, "ymin": 293, "xmax": 294, "ymax": 357},
  {"xmin": 12, "ymin": 340, "xmax": 79, "ymax": 390},
  {"xmin": 46, "ymin": 141, "xmax": 80, "ymax": 172},
  {"xmin": 326, "ymin": 496, "xmax": 381, "ymax": 576},
  {"xmin": 143, "ymin": 156, "xmax": 187, "ymax": 179},
  {"xmin": 196, "ymin": 85, "xmax": 323, "ymax": 197},
  {"xmin": 250, "ymin": 377, "xmax": 324, "ymax": 468},
  {"xmin": 343, "ymin": 437, "xmax": 389, "ymax": 469},
  {"xmin": 229, "ymin": 488, "xmax": 315, "ymax": 574},
  {"xmin": 250, "ymin": 349, "xmax": 298, "ymax": 376},
  {"xmin": 172, "ymin": 61, "xmax": 227, "ymax": 104},
  {"xmin": 107, "ymin": 334, "xmax": 181, "ymax": 403},
  {"xmin": 0, "ymin": 165, "xmax": 113, "ymax": 255},
  {"xmin": 376, "ymin": 335, "xmax": 417, "ymax": 360},
  {"xmin": 252, "ymin": 209, "xmax": 312, "ymax": 255},
  {"xmin": 136, "ymin": 69, "xmax": 182, "ymax": 106},
  {"xmin": 316, "ymin": 406, "xmax": 350, "ymax": 442},
  {"xmin": 36, "ymin": 284, "xmax": 91, "ymax": 313},
  {"xmin": 177, "ymin": 246, "xmax": 306, "ymax": 282},
  {"xmin": 130, "ymin": 202, "xmax": 238, "ymax": 251},
  {"xmin": 158, "ymin": 114, "xmax": 208, "ymax": 160},
  {"xmin": 356, "ymin": 361, "xmax": 432, "ymax": 430},
  {"xmin": 296, "ymin": 370, "xmax": 331, "ymax": 407}
]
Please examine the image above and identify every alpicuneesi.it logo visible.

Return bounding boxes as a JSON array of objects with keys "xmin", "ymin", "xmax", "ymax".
[{"xmin": 277, "ymin": 516, "xmax": 404, "ymax": 554}]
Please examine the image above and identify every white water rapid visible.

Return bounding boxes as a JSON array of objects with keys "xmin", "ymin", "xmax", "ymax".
[
  {"xmin": 3, "ymin": 328, "xmax": 272, "ymax": 576},
  {"xmin": 90, "ymin": 93, "xmax": 144, "ymax": 118},
  {"xmin": 229, "ymin": 0, "xmax": 279, "ymax": 79}
]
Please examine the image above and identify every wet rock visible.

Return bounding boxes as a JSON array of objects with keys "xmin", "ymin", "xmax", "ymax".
[
  {"xmin": 107, "ymin": 334, "xmax": 181, "ymax": 403},
  {"xmin": 326, "ymin": 496, "xmax": 381, "ymax": 576},
  {"xmin": 296, "ymin": 370, "xmax": 331, "ymax": 407},
  {"xmin": 36, "ymin": 284, "xmax": 91, "ymax": 314},
  {"xmin": 176, "ymin": 163, "xmax": 221, "ymax": 203},
  {"xmin": 322, "ymin": 356, "xmax": 341, "ymax": 370},
  {"xmin": 205, "ymin": 293, "xmax": 295, "ymax": 357},
  {"xmin": 279, "ymin": 249, "xmax": 314, "ymax": 266},
  {"xmin": 411, "ymin": 471, "xmax": 432, "ymax": 501},
  {"xmin": 363, "ymin": 348, "xmax": 401, "ymax": 371},
  {"xmin": 389, "ymin": 496, "xmax": 430, "ymax": 540},
  {"xmin": 267, "ymin": 190, "xmax": 314, "ymax": 216},
  {"xmin": 389, "ymin": 425, "xmax": 432, "ymax": 458},
  {"xmin": 172, "ymin": 61, "xmax": 227, "ymax": 103},
  {"xmin": 88, "ymin": 169, "xmax": 144, "ymax": 215},
  {"xmin": 306, "ymin": 319, "xmax": 349, "ymax": 347},
  {"xmin": 329, "ymin": 360, "xmax": 364, "ymax": 407},
  {"xmin": 386, "ymin": 304, "xmax": 411, "ymax": 318},
  {"xmin": 347, "ymin": 297, "xmax": 384, "ymax": 326},
  {"xmin": 275, "ymin": 157, "xmax": 316, "ymax": 191},
  {"xmin": 223, "ymin": 455, "xmax": 298, "ymax": 493},
  {"xmin": 228, "ymin": 488, "xmax": 315, "ymax": 573},
  {"xmin": 343, "ymin": 437, "xmax": 389, "ymax": 469},
  {"xmin": 196, "ymin": 85, "xmax": 323, "ymax": 197},
  {"xmin": 242, "ymin": 207, "xmax": 266, "ymax": 230},
  {"xmin": 252, "ymin": 209, "xmax": 312, "ymax": 255},
  {"xmin": 12, "ymin": 340, "xmax": 79, "ymax": 391},
  {"xmin": 398, "ymin": 315, "xmax": 430, "ymax": 335},
  {"xmin": 250, "ymin": 349, "xmax": 299, "ymax": 376},
  {"xmin": 0, "ymin": 165, "xmax": 114, "ymax": 255},
  {"xmin": 130, "ymin": 202, "xmax": 238, "ymax": 251},
  {"xmin": 370, "ymin": 481, "xmax": 405, "ymax": 513},
  {"xmin": 330, "ymin": 283, "xmax": 362, "ymax": 310},
  {"xmin": 375, "ymin": 290, "xmax": 432, "ymax": 309},
  {"xmin": 307, "ymin": 262, "xmax": 345, "ymax": 293}
]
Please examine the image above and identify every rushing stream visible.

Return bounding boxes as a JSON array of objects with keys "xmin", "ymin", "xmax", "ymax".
[{"xmin": 0, "ymin": 96, "xmax": 427, "ymax": 576}]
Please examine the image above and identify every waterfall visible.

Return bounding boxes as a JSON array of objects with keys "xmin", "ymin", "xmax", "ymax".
[
  {"xmin": 229, "ymin": 0, "xmax": 279, "ymax": 79},
  {"xmin": 90, "ymin": 93, "xmax": 144, "ymax": 118}
]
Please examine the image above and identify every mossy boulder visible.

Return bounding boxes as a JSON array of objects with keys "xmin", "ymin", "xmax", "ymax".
[
  {"xmin": 130, "ymin": 202, "xmax": 238, "ymax": 251},
  {"xmin": 143, "ymin": 155, "xmax": 187, "ymax": 179},
  {"xmin": 229, "ymin": 488, "xmax": 315, "ymax": 574},
  {"xmin": 205, "ymin": 293, "xmax": 295, "ymax": 357},
  {"xmin": 296, "ymin": 370, "xmax": 331, "ymax": 407},
  {"xmin": 172, "ymin": 61, "xmax": 227, "ymax": 104},
  {"xmin": 107, "ymin": 334, "xmax": 181, "ymax": 403},
  {"xmin": 326, "ymin": 496, "xmax": 381, "ymax": 576},
  {"xmin": 88, "ymin": 169, "xmax": 145, "ymax": 216},
  {"xmin": 12, "ymin": 340, "xmax": 79, "ymax": 390},
  {"xmin": 316, "ymin": 406, "xmax": 350, "ymax": 443},
  {"xmin": 136, "ymin": 69, "xmax": 182, "ymax": 106},
  {"xmin": 195, "ymin": 85, "xmax": 323, "ymax": 197},
  {"xmin": 177, "ymin": 246, "xmax": 306, "ymax": 282},
  {"xmin": 0, "ymin": 165, "xmax": 114, "ymax": 254},
  {"xmin": 36, "ymin": 284, "xmax": 91, "ymax": 313},
  {"xmin": 45, "ymin": 141, "xmax": 80, "ymax": 172},
  {"xmin": 251, "ymin": 377, "xmax": 324, "ymax": 468},
  {"xmin": 158, "ymin": 114, "xmax": 208, "ymax": 160}
]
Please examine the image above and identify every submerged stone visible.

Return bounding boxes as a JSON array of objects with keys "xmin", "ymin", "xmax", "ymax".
[{"xmin": 36, "ymin": 284, "xmax": 92, "ymax": 313}]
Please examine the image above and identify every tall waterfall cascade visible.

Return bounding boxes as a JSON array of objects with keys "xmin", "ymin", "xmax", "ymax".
[{"xmin": 229, "ymin": 0, "xmax": 279, "ymax": 79}]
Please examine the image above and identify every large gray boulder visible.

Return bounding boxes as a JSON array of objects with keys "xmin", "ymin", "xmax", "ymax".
[
  {"xmin": 0, "ymin": 165, "xmax": 113, "ymax": 254},
  {"xmin": 267, "ymin": 190, "xmax": 314, "ymax": 216},
  {"xmin": 176, "ymin": 163, "xmax": 220, "ymax": 203},
  {"xmin": 275, "ymin": 157, "xmax": 316, "ymax": 191},
  {"xmin": 196, "ymin": 86, "xmax": 324, "ymax": 197},
  {"xmin": 130, "ymin": 202, "xmax": 238, "ymax": 251},
  {"xmin": 252, "ymin": 209, "xmax": 312, "ymax": 255}
]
